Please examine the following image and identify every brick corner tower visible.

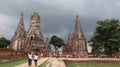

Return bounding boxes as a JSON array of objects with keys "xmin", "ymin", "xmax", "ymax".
[
  {"xmin": 65, "ymin": 15, "xmax": 88, "ymax": 55},
  {"xmin": 9, "ymin": 12, "xmax": 26, "ymax": 51}
]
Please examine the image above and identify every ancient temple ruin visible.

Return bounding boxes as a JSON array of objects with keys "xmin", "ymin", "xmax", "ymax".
[
  {"xmin": 64, "ymin": 15, "xmax": 88, "ymax": 54},
  {"xmin": 9, "ymin": 12, "xmax": 50, "ymax": 51},
  {"xmin": 9, "ymin": 13, "xmax": 87, "ymax": 54}
]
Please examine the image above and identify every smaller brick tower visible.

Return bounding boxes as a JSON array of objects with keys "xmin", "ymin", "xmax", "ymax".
[
  {"xmin": 72, "ymin": 15, "xmax": 87, "ymax": 53},
  {"xmin": 64, "ymin": 15, "xmax": 87, "ymax": 55},
  {"xmin": 9, "ymin": 12, "xmax": 26, "ymax": 51}
]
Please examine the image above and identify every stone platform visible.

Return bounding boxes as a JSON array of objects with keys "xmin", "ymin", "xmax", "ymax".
[{"xmin": 62, "ymin": 58, "xmax": 120, "ymax": 64}]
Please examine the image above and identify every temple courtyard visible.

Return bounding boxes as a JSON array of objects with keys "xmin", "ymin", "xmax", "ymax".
[{"xmin": 0, "ymin": 57, "xmax": 120, "ymax": 67}]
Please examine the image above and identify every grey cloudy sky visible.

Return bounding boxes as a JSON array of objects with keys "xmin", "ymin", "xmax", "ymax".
[{"xmin": 0, "ymin": 0, "xmax": 120, "ymax": 41}]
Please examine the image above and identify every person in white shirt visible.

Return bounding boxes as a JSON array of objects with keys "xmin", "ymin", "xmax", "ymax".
[
  {"xmin": 33, "ymin": 53, "xmax": 39, "ymax": 67},
  {"xmin": 28, "ymin": 52, "xmax": 32, "ymax": 67}
]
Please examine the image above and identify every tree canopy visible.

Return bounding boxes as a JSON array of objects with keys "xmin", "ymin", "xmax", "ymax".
[
  {"xmin": 0, "ymin": 37, "xmax": 10, "ymax": 48},
  {"xmin": 33, "ymin": 48, "xmax": 40, "ymax": 52},
  {"xmin": 89, "ymin": 19, "xmax": 120, "ymax": 55},
  {"xmin": 50, "ymin": 35, "xmax": 64, "ymax": 51}
]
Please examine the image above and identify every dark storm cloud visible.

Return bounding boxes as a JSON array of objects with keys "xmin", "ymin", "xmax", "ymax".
[{"xmin": 0, "ymin": 0, "xmax": 120, "ymax": 41}]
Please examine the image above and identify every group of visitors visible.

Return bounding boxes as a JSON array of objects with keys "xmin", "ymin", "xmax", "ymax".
[{"xmin": 28, "ymin": 51, "xmax": 39, "ymax": 67}]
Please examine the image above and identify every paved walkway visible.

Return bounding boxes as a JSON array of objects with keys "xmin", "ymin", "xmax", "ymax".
[
  {"xmin": 15, "ymin": 57, "xmax": 66, "ymax": 67},
  {"xmin": 15, "ymin": 58, "xmax": 48, "ymax": 67},
  {"xmin": 47, "ymin": 58, "xmax": 66, "ymax": 67}
]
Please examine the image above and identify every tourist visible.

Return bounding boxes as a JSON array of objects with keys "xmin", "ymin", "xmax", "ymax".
[
  {"xmin": 28, "ymin": 52, "xmax": 32, "ymax": 67},
  {"xmin": 72, "ymin": 53, "xmax": 75, "ymax": 58},
  {"xmin": 33, "ymin": 53, "xmax": 39, "ymax": 67},
  {"xmin": 40, "ymin": 53, "xmax": 43, "ymax": 57},
  {"xmin": 66, "ymin": 54, "xmax": 69, "ymax": 58},
  {"xmin": 77, "ymin": 53, "xmax": 81, "ymax": 58}
]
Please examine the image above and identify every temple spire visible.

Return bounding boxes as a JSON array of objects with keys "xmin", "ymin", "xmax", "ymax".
[
  {"xmin": 73, "ymin": 15, "xmax": 84, "ymax": 38},
  {"xmin": 17, "ymin": 12, "xmax": 25, "ymax": 30},
  {"xmin": 19, "ymin": 12, "xmax": 23, "ymax": 24}
]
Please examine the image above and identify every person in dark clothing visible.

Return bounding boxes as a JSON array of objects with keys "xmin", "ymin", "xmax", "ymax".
[
  {"xmin": 28, "ymin": 52, "xmax": 32, "ymax": 67},
  {"xmin": 33, "ymin": 53, "xmax": 39, "ymax": 67}
]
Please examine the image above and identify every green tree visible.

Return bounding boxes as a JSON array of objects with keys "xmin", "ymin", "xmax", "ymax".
[
  {"xmin": 50, "ymin": 35, "xmax": 64, "ymax": 52},
  {"xmin": 33, "ymin": 48, "xmax": 40, "ymax": 52},
  {"xmin": 89, "ymin": 19, "xmax": 120, "ymax": 55},
  {"xmin": 0, "ymin": 37, "xmax": 10, "ymax": 48}
]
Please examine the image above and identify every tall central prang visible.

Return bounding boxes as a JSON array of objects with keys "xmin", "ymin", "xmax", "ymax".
[
  {"xmin": 27, "ymin": 12, "xmax": 44, "ymax": 42},
  {"xmin": 25, "ymin": 12, "xmax": 45, "ymax": 51}
]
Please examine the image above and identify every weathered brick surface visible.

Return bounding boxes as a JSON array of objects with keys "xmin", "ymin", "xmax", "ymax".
[{"xmin": 0, "ymin": 48, "xmax": 27, "ymax": 63}]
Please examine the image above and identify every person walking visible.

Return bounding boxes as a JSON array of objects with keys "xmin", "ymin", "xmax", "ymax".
[
  {"xmin": 33, "ymin": 53, "xmax": 39, "ymax": 67},
  {"xmin": 28, "ymin": 52, "xmax": 32, "ymax": 67}
]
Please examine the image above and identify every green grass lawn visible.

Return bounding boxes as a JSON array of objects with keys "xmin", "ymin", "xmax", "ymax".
[
  {"xmin": 38, "ymin": 59, "xmax": 49, "ymax": 67},
  {"xmin": 0, "ymin": 58, "xmax": 27, "ymax": 67},
  {"xmin": 66, "ymin": 64, "xmax": 120, "ymax": 67}
]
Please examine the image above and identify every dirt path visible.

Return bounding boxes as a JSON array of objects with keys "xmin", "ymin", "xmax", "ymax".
[{"xmin": 15, "ymin": 58, "xmax": 48, "ymax": 67}]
